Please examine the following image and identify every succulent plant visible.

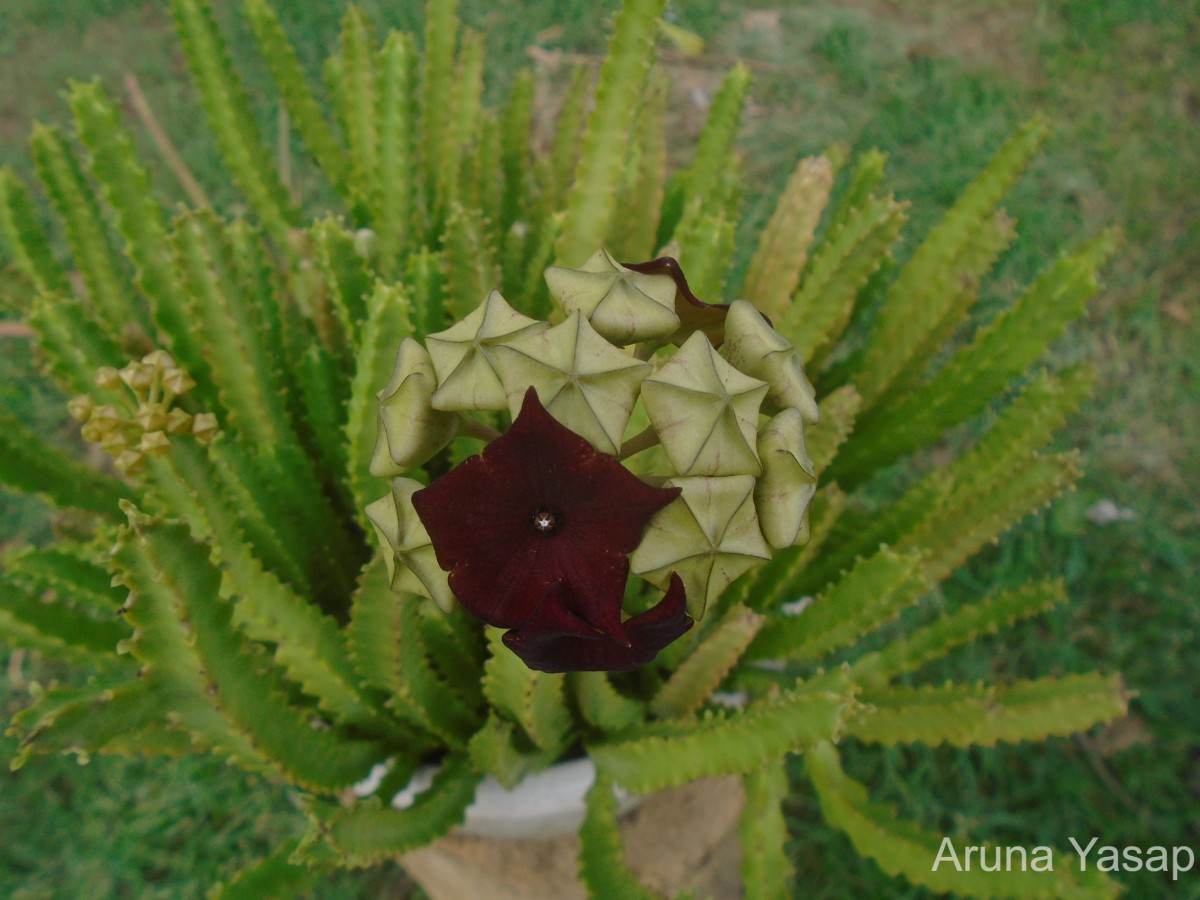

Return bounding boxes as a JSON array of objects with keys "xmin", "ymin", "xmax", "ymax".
[{"xmin": 0, "ymin": 0, "xmax": 1129, "ymax": 895}]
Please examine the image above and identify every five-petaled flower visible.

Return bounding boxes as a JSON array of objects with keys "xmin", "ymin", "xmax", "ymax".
[{"xmin": 411, "ymin": 388, "xmax": 692, "ymax": 672}]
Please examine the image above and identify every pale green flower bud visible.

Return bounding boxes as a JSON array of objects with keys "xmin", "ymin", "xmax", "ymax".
[
  {"xmin": 364, "ymin": 492, "xmax": 402, "ymax": 584},
  {"xmin": 426, "ymin": 290, "xmax": 548, "ymax": 411},
  {"xmin": 754, "ymin": 408, "xmax": 817, "ymax": 549},
  {"xmin": 371, "ymin": 338, "xmax": 460, "ymax": 476},
  {"xmin": 119, "ymin": 362, "xmax": 155, "ymax": 391},
  {"xmin": 113, "ymin": 449, "xmax": 145, "ymax": 475},
  {"xmin": 491, "ymin": 311, "xmax": 651, "ymax": 455},
  {"xmin": 365, "ymin": 479, "xmax": 456, "ymax": 612},
  {"xmin": 719, "ymin": 299, "xmax": 818, "ymax": 422},
  {"xmin": 630, "ymin": 474, "xmax": 771, "ymax": 618},
  {"xmin": 165, "ymin": 408, "xmax": 194, "ymax": 435},
  {"xmin": 640, "ymin": 331, "xmax": 768, "ymax": 476},
  {"xmin": 139, "ymin": 430, "xmax": 172, "ymax": 458},
  {"xmin": 544, "ymin": 248, "xmax": 679, "ymax": 345},
  {"xmin": 161, "ymin": 367, "xmax": 197, "ymax": 397},
  {"xmin": 67, "ymin": 395, "xmax": 95, "ymax": 422},
  {"xmin": 95, "ymin": 367, "xmax": 123, "ymax": 390},
  {"xmin": 89, "ymin": 404, "xmax": 122, "ymax": 430},
  {"xmin": 99, "ymin": 431, "xmax": 128, "ymax": 455},
  {"xmin": 141, "ymin": 350, "xmax": 176, "ymax": 370},
  {"xmin": 134, "ymin": 403, "xmax": 169, "ymax": 433},
  {"xmin": 191, "ymin": 412, "xmax": 219, "ymax": 445}
]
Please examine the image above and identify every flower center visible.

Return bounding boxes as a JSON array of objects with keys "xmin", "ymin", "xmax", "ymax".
[{"xmin": 529, "ymin": 507, "xmax": 561, "ymax": 536}]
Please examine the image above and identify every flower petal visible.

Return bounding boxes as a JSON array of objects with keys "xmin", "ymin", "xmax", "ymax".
[
  {"xmin": 411, "ymin": 388, "xmax": 679, "ymax": 631},
  {"xmin": 503, "ymin": 575, "xmax": 693, "ymax": 673}
]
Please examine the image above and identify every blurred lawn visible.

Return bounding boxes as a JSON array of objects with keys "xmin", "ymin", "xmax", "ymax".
[{"xmin": 1, "ymin": 0, "xmax": 1197, "ymax": 896}]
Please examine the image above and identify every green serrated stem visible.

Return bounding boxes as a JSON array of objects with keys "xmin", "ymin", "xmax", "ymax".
[
  {"xmin": 338, "ymin": 6, "xmax": 380, "ymax": 215},
  {"xmin": 740, "ymin": 758, "xmax": 793, "ymax": 900},
  {"xmin": 0, "ymin": 167, "xmax": 68, "ymax": 295},
  {"xmin": 376, "ymin": 32, "xmax": 415, "ymax": 277},
  {"xmin": 69, "ymin": 80, "xmax": 199, "ymax": 368},
  {"xmin": 170, "ymin": 0, "xmax": 299, "ymax": 243},
  {"xmin": 592, "ymin": 679, "xmax": 855, "ymax": 794},
  {"xmin": 555, "ymin": 0, "xmax": 666, "ymax": 266},
  {"xmin": 0, "ymin": 413, "xmax": 130, "ymax": 517},
  {"xmin": 29, "ymin": 123, "xmax": 137, "ymax": 336},
  {"xmin": 243, "ymin": 0, "xmax": 351, "ymax": 201}
]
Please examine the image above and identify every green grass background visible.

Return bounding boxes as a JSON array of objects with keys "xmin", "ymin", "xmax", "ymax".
[{"xmin": 1, "ymin": 0, "xmax": 1197, "ymax": 896}]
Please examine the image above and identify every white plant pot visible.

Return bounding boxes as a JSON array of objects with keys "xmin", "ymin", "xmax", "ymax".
[
  {"xmin": 385, "ymin": 757, "xmax": 637, "ymax": 840},
  {"xmin": 362, "ymin": 758, "xmax": 744, "ymax": 900}
]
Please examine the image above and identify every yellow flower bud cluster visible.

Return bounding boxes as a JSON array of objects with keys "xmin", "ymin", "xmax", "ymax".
[{"xmin": 69, "ymin": 350, "xmax": 217, "ymax": 475}]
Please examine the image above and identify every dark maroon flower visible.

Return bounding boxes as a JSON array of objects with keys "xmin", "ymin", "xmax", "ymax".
[
  {"xmin": 412, "ymin": 388, "xmax": 690, "ymax": 671},
  {"xmin": 503, "ymin": 574, "xmax": 692, "ymax": 673}
]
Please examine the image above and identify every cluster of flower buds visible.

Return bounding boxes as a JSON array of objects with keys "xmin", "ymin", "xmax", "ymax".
[
  {"xmin": 68, "ymin": 350, "xmax": 217, "ymax": 475},
  {"xmin": 367, "ymin": 250, "xmax": 817, "ymax": 672}
]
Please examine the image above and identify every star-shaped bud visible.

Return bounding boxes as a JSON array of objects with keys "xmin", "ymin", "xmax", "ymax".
[
  {"xmin": 161, "ymin": 367, "xmax": 197, "ymax": 397},
  {"xmin": 544, "ymin": 248, "xmax": 679, "ymax": 345},
  {"xmin": 191, "ymin": 412, "xmax": 219, "ymax": 444},
  {"xmin": 138, "ymin": 431, "xmax": 171, "ymax": 459},
  {"xmin": 411, "ymin": 389, "xmax": 682, "ymax": 657},
  {"xmin": 426, "ymin": 290, "xmax": 548, "ymax": 411},
  {"xmin": 113, "ymin": 449, "xmax": 145, "ymax": 475},
  {"xmin": 165, "ymin": 408, "xmax": 193, "ymax": 435},
  {"xmin": 142, "ymin": 350, "xmax": 176, "ymax": 370},
  {"xmin": 371, "ymin": 338, "xmax": 461, "ymax": 476},
  {"xmin": 640, "ymin": 331, "xmax": 769, "ymax": 476},
  {"xmin": 99, "ymin": 431, "xmax": 128, "ymax": 454},
  {"xmin": 621, "ymin": 256, "xmax": 731, "ymax": 346},
  {"xmin": 719, "ymin": 299, "xmax": 819, "ymax": 422},
  {"xmin": 754, "ymin": 408, "xmax": 817, "ymax": 548},
  {"xmin": 95, "ymin": 366, "xmax": 123, "ymax": 390},
  {"xmin": 134, "ymin": 403, "xmax": 168, "ymax": 433},
  {"xmin": 503, "ymin": 575, "xmax": 692, "ymax": 673},
  {"xmin": 630, "ymin": 475, "xmax": 771, "ymax": 618},
  {"xmin": 67, "ymin": 395, "xmax": 94, "ymax": 422},
  {"xmin": 491, "ymin": 312, "xmax": 651, "ymax": 455},
  {"xmin": 365, "ymin": 478, "xmax": 456, "ymax": 612},
  {"xmin": 119, "ymin": 362, "xmax": 155, "ymax": 391}
]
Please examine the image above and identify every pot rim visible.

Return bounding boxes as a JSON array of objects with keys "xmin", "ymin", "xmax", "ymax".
[{"xmin": 354, "ymin": 756, "xmax": 639, "ymax": 841}]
